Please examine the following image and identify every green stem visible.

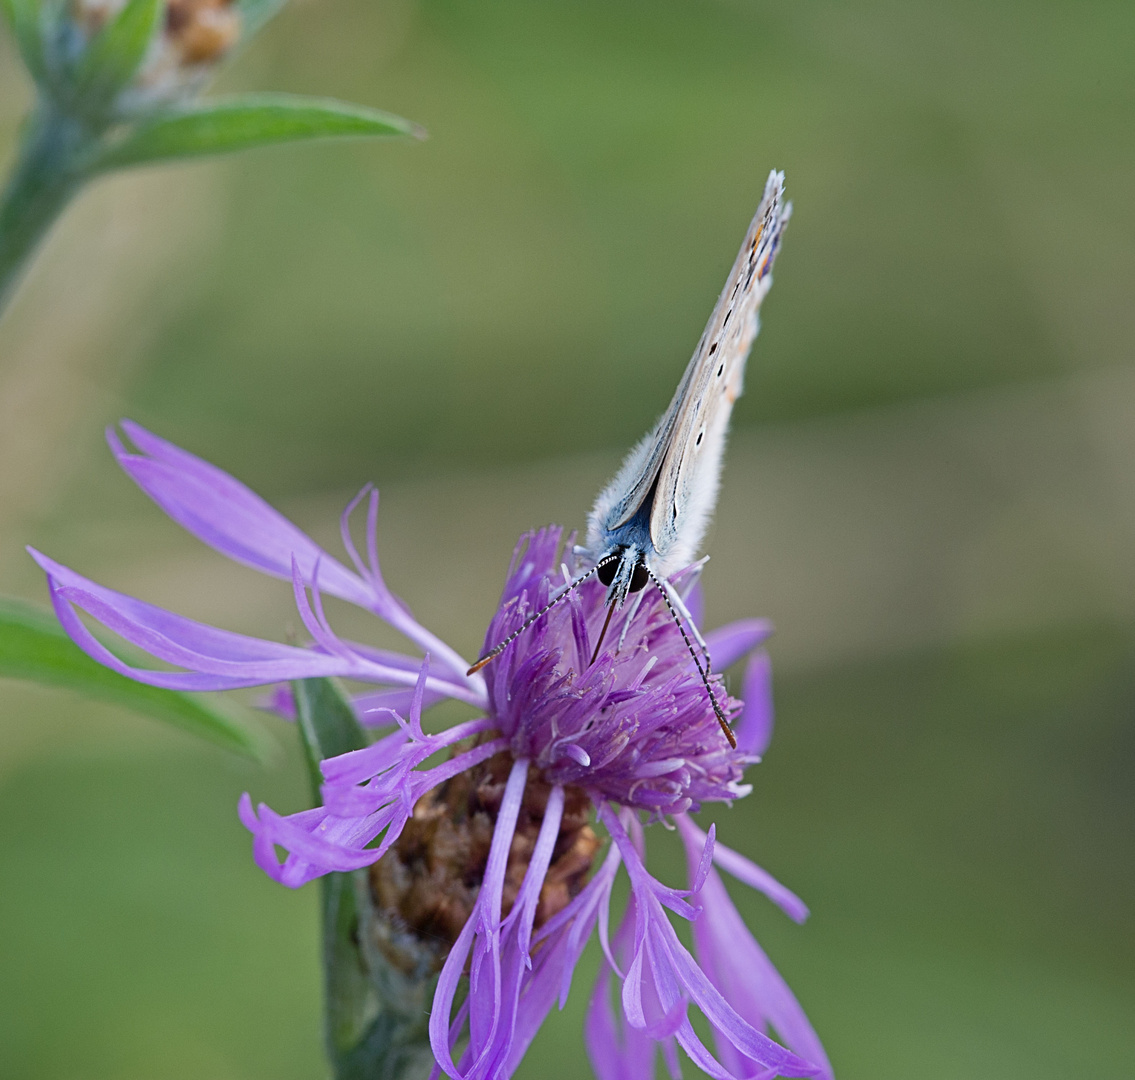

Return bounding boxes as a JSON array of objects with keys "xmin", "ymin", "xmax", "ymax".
[
  {"xmin": 0, "ymin": 103, "xmax": 95, "ymax": 314},
  {"xmin": 294, "ymin": 678, "xmax": 437, "ymax": 1080}
]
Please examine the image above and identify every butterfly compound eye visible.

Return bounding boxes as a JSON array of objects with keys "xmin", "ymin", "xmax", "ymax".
[
  {"xmin": 629, "ymin": 561, "xmax": 650, "ymax": 593},
  {"xmin": 597, "ymin": 557, "xmax": 619, "ymax": 587}
]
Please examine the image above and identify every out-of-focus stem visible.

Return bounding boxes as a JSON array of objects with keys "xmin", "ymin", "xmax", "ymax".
[{"xmin": 0, "ymin": 104, "xmax": 95, "ymax": 315}]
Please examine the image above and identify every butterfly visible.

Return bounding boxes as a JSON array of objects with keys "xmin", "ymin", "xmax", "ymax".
[{"xmin": 470, "ymin": 170, "xmax": 791, "ymax": 748}]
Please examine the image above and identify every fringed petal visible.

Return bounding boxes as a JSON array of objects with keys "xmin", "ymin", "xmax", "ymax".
[
  {"xmin": 462, "ymin": 784, "xmax": 565, "ymax": 1080},
  {"xmin": 241, "ymin": 711, "xmax": 507, "ymax": 888},
  {"xmin": 109, "ymin": 420, "xmax": 478, "ymax": 685},
  {"xmin": 110, "ymin": 421, "xmax": 375, "ymax": 607},
  {"xmin": 28, "ymin": 549, "xmax": 478, "ymax": 701},
  {"xmin": 677, "ymin": 816, "xmax": 808, "ymax": 925},
  {"xmin": 678, "ymin": 818, "xmax": 832, "ymax": 1080},
  {"xmin": 486, "ymin": 834, "xmax": 623, "ymax": 1079},
  {"xmin": 430, "ymin": 758, "xmax": 530, "ymax": 1080},
  {"xmin": 599, "ymin": 805, "xmax": 822, "ymax": 1080},
  {"xmin": 585, "ymin": 891, "xmax": 659, "ymax": 1080}
]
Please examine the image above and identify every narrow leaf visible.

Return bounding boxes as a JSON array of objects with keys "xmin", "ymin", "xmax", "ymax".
[
  {"xmin": 92, "ymin": 93, "xmax": 425, "ymax": 171},
  {"xmin": 73, "ymin": 0, "xmax": 162, "ymax": 109},
  {"xmin": 0, "ymin": 596, "xmax": 267, "ymax": 758},
  {"xmin": 1, "ymin": 0, "xmax": 47, "ymax": 82}
]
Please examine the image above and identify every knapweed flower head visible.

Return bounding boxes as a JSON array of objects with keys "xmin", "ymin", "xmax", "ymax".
[{"xmin": 29, "ymin": 421, "xmax": 832, "ymax": 1080}]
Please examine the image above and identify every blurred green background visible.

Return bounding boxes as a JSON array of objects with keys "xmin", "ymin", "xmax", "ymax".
[{"xmin": 1, "ymin": 0, "xmax": 1133, "ymax": 1078}]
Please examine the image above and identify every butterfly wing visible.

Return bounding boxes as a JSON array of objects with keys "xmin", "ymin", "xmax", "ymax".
[
  {"xmin": 587, "ymin": 171, "xmax": 790, "ymax": 574},
  {"xmin": 646, "ymin": 170, "xmax": 790, "ymax": 575}
]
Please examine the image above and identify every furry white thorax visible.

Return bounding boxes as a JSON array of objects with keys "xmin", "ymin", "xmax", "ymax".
[{"xmin": 584, "ymin": 403, "xmax": 730, "ymax": 586}]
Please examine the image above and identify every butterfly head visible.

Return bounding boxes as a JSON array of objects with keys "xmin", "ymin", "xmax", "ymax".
[{"xmin": 596, "ymin": 544, "xmax": 650, "ymax": 608}]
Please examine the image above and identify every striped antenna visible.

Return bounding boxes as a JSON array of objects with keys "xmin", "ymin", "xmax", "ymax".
[{"xmin": 466, "ymin": 555, "xmax": 617, "ymax": 676}]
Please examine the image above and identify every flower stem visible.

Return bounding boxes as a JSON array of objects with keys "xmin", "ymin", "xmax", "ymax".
[
  {"xmin": 294, "ymin": 678, "xmax": 438, "ymax": 1080},
  {"xmin": 0, "ymin": 103, "xmax": 95, "ymax": 315}
]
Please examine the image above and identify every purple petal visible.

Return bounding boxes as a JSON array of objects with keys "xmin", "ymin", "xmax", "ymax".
[
  {"xmin": 110, "ymin": 421, "xmax": 477, "ymax": 684},
  {"xmin": 736, "ymin": 651, "xmax": 774, "ymax": 757},
  {"xmin": 601, "ymin": 805, "xmax": 821, "ymax": 1079},
  {"xmin": 705, "ymin": 619, "xmax": 774, "ymax": 672},
  {"xmin": 508, "ymin": 784, "xmax": 564, "ymax": 960},
  {"xmin": 690, "ymin": 823, "xmax": 716, "ymax": 896},
  {"xmin": 353, "ymin": 686, "xmax": 448, "ymax": 722},
  {"xmin": 533, "ymin": 839, "xmax": 623, "ymax": 1005},
  {"xmin": 260, "ymin": 684, "xmax": 295, "ymax": 718},
  {"xmin": 586, "ymin": 884, "xmax": 663, "ymax": 1080},
  {"xmin": 244, "ymin": 734, "xmax": 509, "ymax": 888},
  {"xmin": 111, "ymin": 421, "xmax": 374, "ymax": 607},
  {"xmin": 586, "ymin": 947, "xmax": 657, "ymax": 1080},
  {"xmin": 498, "ymin": 930, "xmax": 578, "ymax": 1076},
  {"xmin": 465, "ymin": 785, "xmax": 566, "ymax": 1080},
  {"xmin": 429, "ymin": 759, "xmax": 529, "ymax": 1079},
  {"xmin": 483, "ymin": 759, "xmax": 530, "ymax": 928},
  {"xmin": 700, "ymin": 867, "xmax": 831, "ymax": 1078},
  {"xmin": 34, "ymin": 553, "xmax": 356, "ymax": 690},
  {"xmin": 318, "ymin": 727, "xmax": 410, "ymax": 786},
  {"xmin": 431, "ymin": 913, "xmax": 481, "ymax": 1078},
  {"xmin": 678, "ymin": 818, "xmax": 808, "ymax": 925},
  {"xmin": 238, "ymin": 798, "xmax": 383, "ymax": 885},
  {"xmin": 680, "ymin": 823, "xmax": 832, "ymax": 1079},
  {"xmin": 491, "ymin": 842, "xmax": 623, "ymax": 1078},
  {"xmin": 29, "ymin": 549, "xmax": 478, "ymax": 699}
]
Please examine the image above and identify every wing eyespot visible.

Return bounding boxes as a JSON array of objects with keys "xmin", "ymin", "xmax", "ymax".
[
  {"xmin": 716, "ymin": 363, "xmax": 724, "ymax": 377},
  {"xmin": 709, "ymin": 342, "xmax": 717, "ymax": 355},
  {"xmin": 696, "ymin": 430, "xmax": 703, "ymax": 446}
]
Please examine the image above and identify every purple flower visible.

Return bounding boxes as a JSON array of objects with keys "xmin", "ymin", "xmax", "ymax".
[{"xmin": 29, "ymin": 422, "xmax": 832, "ymax": 1080}]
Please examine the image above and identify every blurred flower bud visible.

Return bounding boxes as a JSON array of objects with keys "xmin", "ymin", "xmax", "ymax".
[
  {"xmin": 0, "ymin": 0, "xmax": 416, "ymax": 312},
  {"xmin": 127, "ymin": 0, "xmax": 241, "ymax": 111},
  {"xmin": 50, "ymin": 0, "xmax": 242, "ymax": 121}
]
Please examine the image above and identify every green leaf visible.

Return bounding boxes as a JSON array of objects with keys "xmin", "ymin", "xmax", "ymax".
[
  {"xmin": 92, "ymin": 93, "xmax": 425, "ymax": 171},
  {"xmin": 0, "ymin": 596, "xmax": 267, "ymax": 759},
  {"xmin": 1, "ymin": 0, "xmax": 47, "ymax": 82},
  {"xmin": 72, "ymin": 0, "xmax": 162, "ymax": 111}
]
